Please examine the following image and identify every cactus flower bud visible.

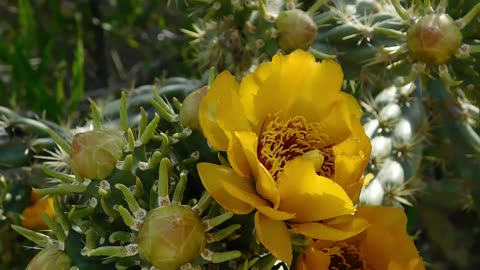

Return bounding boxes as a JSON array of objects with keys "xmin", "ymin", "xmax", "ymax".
[
  {"xmin": 407, "ymin": 14, "xmax": 462, "ymax": 65},
  {"xmin": 276, "ymin": 9, "xmax": 317, "ymax": 52},
  {"xmin": 179, "ymin": 86, "xmax": 208, "ymax": 131},
  {"xmin": 71, "ymin": 130, "xmax": 126, "ymax": 180},
  {"xmin": 26, "ymin": 249, "xmax": 72, "ymax": 270},
  {"xmin": 137, "ymin": 205, "xmax": 207, "ymax": 270}
]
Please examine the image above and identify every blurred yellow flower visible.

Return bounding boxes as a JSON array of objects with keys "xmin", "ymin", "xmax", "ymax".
[
  {"xmin": 21, "ymin": 192, "xmax": 55, "ymax": 230},
  {"xmin": 297, "ymin": 206, "xmax": 425, "ymax": 270},
  {"xmin": 197, "ymin": 50, "xmax": 371, "ymax": 265}
]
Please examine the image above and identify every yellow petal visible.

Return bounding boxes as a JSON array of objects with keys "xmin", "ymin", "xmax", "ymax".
[
  {"xmin": 239, "ymin": 50, "xmax": 343, "ymax": 128},
  {"xmin": 290, "ymin": 215, "xmax": 369, "ymax": 241},
  {"xmin": 199, "ymin": 71, "xmax": 250, "ymax": 151},
  {"xmin": 197, "ymin": 162, "xmax": 254, "ymax": 214},
  {"xmin": 316, "ymin": 93, "xmax": 363, "ymax": 147},
  {"xmin": 297, "ymin": 245, "xmax": 330, "ymax": 270},
  {"xmin": 333, "ymin": 115, "xmax": 371, "ymax": 201},
  {"xmin": 235, "ymin": 131, "xmax": 280, "ymax": 208},
  {"xmin": 222, "ymin": 178, "xmax": 295, "ymax": 220},
  {"xmin": 356, "ymin": 206, "xmax": 424, "ymax": 270},
  {"xmin": 277, "ymin": 159, "xmax": 355, "ymax": 222},
  {"xmin": 254, "ymin": 212, "xmax": 293, "ymax": 266},
  {"xmin": 225, "ymin": 131, "xmax": 251, "ymax": 178},
  {"xmin": 21, "ymin": 197, "xmax": 55, "ymax": 230}
]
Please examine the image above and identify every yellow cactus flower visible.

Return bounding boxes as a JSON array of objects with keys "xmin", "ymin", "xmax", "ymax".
[
  {"xmin": 21, "ymin": 192, "xmax": 55, "ymax": 230},
  {"xmin": 197, "ymin": 50, "xmax": 371, "ymax": 265},
  {"xmin": 297, "ymin": 206, "xmax": 425, "ymax": 270}
]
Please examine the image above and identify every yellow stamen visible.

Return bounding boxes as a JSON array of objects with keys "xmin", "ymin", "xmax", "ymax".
[
  {"xmin": 323, "ymin": 242, "xmax": 370, "ymax": 270},
  {"xmin": 257, "ymin": 114, "xmax": 335, "ymax": 179}
]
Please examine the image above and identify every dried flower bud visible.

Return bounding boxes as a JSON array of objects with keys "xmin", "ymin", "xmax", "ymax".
[
  {"xmin": 179, "ymin": 86, "xmax": 208, "ymax": 131},
  {"xmin": 276, "ymin": 9, "xmax": 317, "ymax": 52},
  {"xmin": 137, "ymin": 205, "xmax": 207, "ymax": 270},
  {"xmin": 407, "ymin": 14, "xmax": 462, "ymax": 65},
  {"xmin": 71, "ymin": 130, "xmax": 126, "ymax": 180},
  {"xmin": 26, "ymin": 249, "xmax": 72, "ymax": 270}
]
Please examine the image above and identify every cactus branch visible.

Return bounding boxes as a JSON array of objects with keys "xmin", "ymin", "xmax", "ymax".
[
  {"xmin": 391, "ymin": 0, "xmax": 410, "ymax": 21},
  {"xmin": 456, "ymin": 2, "xmax": 480, "ymax": 29}
]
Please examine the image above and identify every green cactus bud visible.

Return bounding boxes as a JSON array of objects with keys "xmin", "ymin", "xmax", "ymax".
[
  {"xmin": 179, "ymin": 86, "xmax": 208, "ymax": 131},
  {"xmin": 137, "ymin": 205, "xmax": 207, "ymax": 270},
  {"xmin": 276, "ymin": 9, "xmax": 317, "ymax": 52},
  {"xmin": 407, "ymin": 14, "xmax": 462, "ymax": 65},
  {"xmin": 25, "ymin": 249, "xmax": 72, "ymax": 270},
  {"xmin": 71, "ymin": 130, "xmax": 127, "ymax": 180}
]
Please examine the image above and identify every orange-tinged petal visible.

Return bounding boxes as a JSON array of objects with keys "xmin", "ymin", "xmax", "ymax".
[
  {"xmin": 254, "ymin": 212, "xmax": 292, "ymax": 266},
  {"xmin": 277, "ymin": 159, "xmax": 355, "ymax": 222},
  {"xmin": 356, "ymin": 206, "xmax": 407, "ymax": 230},
  {"xmin": 199, "ymin": 71, "xmax": 250, "ymax": 151},
  {"xmin": 21, "ymin": 197, "xmax": 55, "ymax": 230},
  {"xmin": 290, "ymin": 215, "xmax": 368, "ymax": 241},
  {"xmin": 239, "ymin": 50, "xmax": 343, "ymax": 127},
  {"xmin": 235, "ymin": 131, "xmax": 280, "ymax": 208},
  {"xmin": 197, "ymin": 162, "xmax": 254, "ymax": 214}
]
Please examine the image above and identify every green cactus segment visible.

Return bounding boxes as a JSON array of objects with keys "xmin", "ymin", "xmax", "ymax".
[
  {"xmin": 15, "ymin": 87, "xmax": 243, "ymax": 269},
  {"xmin": 360, "ymin": 80, "xmax": 426, "ymax": 207}
]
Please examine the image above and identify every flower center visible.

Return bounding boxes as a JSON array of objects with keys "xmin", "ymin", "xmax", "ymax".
[
  {"xmin": 257, "ymin": 114, "xmax": 335, "ymax": 179},
  {"xmin": 323, "ymin": 242, "xmax": 369, "ymax": 270}
]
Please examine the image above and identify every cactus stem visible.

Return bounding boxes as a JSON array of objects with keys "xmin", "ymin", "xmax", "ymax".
[
  {"xmin": 33, "ymin": 184, "xmax": 87, "ymax": 196},
  {"xmin": 147, "ymin": 151, "xmax": 162, "ymax": 169},
  {"xmin": 138, "ymin": 107, "xmax": 147, "ymax": 138},
  {"xmin": 172, "ymin": 96, "xmax": 182, "ymax": 111},
  {"xmin": 42, "ymin": 213, "xmax": 67, "ymax": 242},
  {"xmin": 308, "ymin": 0, "xmax": 328, "ymax": 16},
  {"xmin": 134, "ymin": 177, "xmax": 145, "ymax": 198},
  {"xmin": 116, "ymin": 205, "xmax": 138, "ymax": 229},
  {"xmin": 86, "ymin": 229, "xmax": 97, "ymax": 251},
  {"xmin": 173, "ymin": 127, "xmax": 193, "ymax": 140},
  {"xmin": 439, "ymin": 65, "xmax": 463, "ymax": 87},
  {"xmin": 53, "ymin": 195, "xmax": 71, "ymax": 232},
  {"xmin": 120, "ymin": 92, "xmax": 129, "ymax": 131},
  {"xmin": 373, "ymin": 27, "xmax": 405, "ymax": 40},
  {"xmin": 116, "ymin": 184, "xmax": 144, "ymax": 217},
  {"xmin": 202, "ymin": 211, "xmax": 234, "ymax": 231},
  {"xmin": 208, "ymin": 224, "xmax": 241, "ymax": 243},
  {"xmin": 172, "ymin": 172, "xmax": 188, "ymax": 205},
  {"xmin": 119, "ymin": 154, "xmax": 134, "ymax": 171},
  {"xmin": 127, "ymin": 128, "xmax": 136, "ymax": 152},
  {"xmin": 88, "ymin": 244, "xmax": 139, "ymax": 257},
  {"xmin": 101, "ymin": 197, "xmax": 118, "ymax": 219},
  {"xmin": 201, "ymin": 249, "xmax": 241, "ymax": 263},
  {"xmin": 192, "ymin": 192, "xmax": 212, "ymax": 216},
  {"xmin": 467, "ymin": 45, "xmax": 480, "ymax": 54},
  {"xmin": 455, "ymin": 44, "xmax": 471, "ymax": 60},
  {"xmin": 109, "ymin": 231, "xmax": 135, "ymax": 244},
  {"xmin": 42, "ymin": 164, "xmax": 75, "ymax": 184},
  {"xmin": 158, "ymin": 158, "xmax": 172, "ymax": 206},
  {"xmin": 308, "ymin": 48, "xmax": 336, "ymax": 60},
  {"xmin": 89, "ymin": 99, "xmax": 102, "ymax": 130},
  {"xmin": 68, "ymin": 205, "xmax": 94, "ymax": 221},
  {"xmin": 391, "ymin": 0, "xmax": 410, "ymax": 21},
  {"xmin": 456, "ymin": 2, "xmax": 480, "ymax": 29},
  {"xmin": 395, "ymin": 63, "xmax": 426, "ymax": 87},
  {"xmin": 140, "ymin": 113, "xmax": 160, "ymax": 144},
  {"xmin": 47, "ymin": 129, "xmax": 72, "ymax": 155},
  {"xmin": 11, "ymin": 225, "xmax": 51, "ymax": 248},
  {"xmin": 182, "ymin": 151, "xmax": 200, "ymax": 165}
]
